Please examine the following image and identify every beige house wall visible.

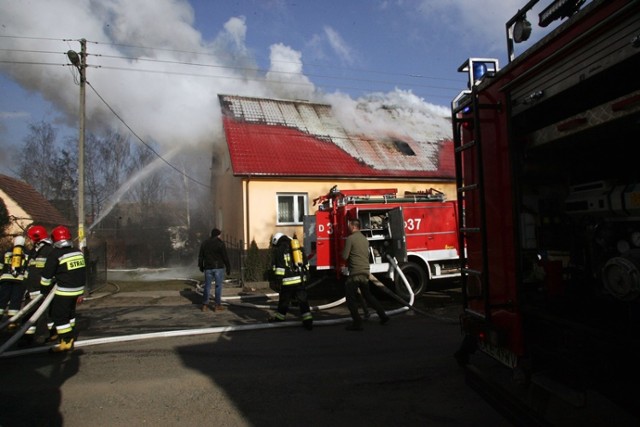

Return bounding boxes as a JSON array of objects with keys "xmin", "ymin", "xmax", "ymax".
[
  {"xmin": 0, "ymin": 190, "xmax": 32, "ymax": 236},
  {"xmin": 214, "ymin": 172, "xmax": 244, "ymax": 241},
  {"xmin": 216, "ymin": 177, "xmax": 457, "ymax": 250}
]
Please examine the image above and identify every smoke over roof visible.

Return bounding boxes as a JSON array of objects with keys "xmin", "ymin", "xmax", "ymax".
[{"xmin": 0, "ymin": 0, "xmax": 451, "ymax": 163}]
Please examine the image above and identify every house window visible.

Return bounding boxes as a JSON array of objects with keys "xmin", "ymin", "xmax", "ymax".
[{"xmin": 277, "ymin": 193, "xmax": 307, "ymax": 225}]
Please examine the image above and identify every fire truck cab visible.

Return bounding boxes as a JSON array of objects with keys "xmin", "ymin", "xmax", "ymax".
[
  {"xmin": 452, "ymin": 0, "xmax": 640, "ymax": 423},
  {"xmin": 304, "ymin": 185, "xmax": 460, "ymax": 296}
]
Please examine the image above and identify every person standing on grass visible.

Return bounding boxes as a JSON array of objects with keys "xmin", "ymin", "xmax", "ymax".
[{"xmin": 198, "ymin": 228, "xmax": 230, "ymax": 312}]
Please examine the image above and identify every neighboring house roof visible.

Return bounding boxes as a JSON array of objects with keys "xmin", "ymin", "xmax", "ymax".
[
  {"xmin": 219, "ymin": 95, "xmax": 455, "ymax": 179},
  {"xmin": 0, "ymin": 174, "xmax": 70, "ymax": 228}
]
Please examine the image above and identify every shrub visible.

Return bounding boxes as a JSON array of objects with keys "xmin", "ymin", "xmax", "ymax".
[{"xmin": 243, "ymin": 239, "xmax": 271, "ymax": 282}]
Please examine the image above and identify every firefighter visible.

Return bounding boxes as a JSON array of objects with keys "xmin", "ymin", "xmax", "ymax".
[
  {"xmin": 0, "ymin": 235, "xmax": 29, "ymax": 330},
  {"xmin": 268, "ymin": 233, "xmax": 313, "ymax": 330},
  {"xmin": 23, "ymin": 225, "xmax": 55, "ymax": 343},
  {"xmin": 40, "ymin": 225, "xmax": 86, "ymax": 352}
]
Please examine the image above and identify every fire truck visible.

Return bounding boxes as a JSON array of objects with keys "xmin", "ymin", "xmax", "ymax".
[
  {"xmin": 452, "ymin": 0, "xmax": 640, "ymax": 423},
  {"xmin": 303, "ymin": 185, "xmax": 460, "ymax": 296}
]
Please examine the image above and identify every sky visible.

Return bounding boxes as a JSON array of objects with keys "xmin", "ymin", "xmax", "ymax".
[{"xmin": 0, "ymin": 0, "xmax": 578, "ymax": 180}]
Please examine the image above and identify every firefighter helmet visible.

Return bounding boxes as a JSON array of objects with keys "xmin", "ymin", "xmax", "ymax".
[
  {"xmin": 51, "ymin": 226, "xmax": 72, "ymax": 243},
  {"xmin": 27, "ymin": 225, "xmax": 47, "ymax": 243},
  {"xmin": 271, "ymin": 232, "xmax": 285, "ymax": 246}
]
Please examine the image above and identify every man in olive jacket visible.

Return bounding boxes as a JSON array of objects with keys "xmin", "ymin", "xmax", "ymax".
[
  {"xmin": 342, "ymin": 219, "xmax": 389, "ymax": 331},
  {"xmin": 198, "ymin": 228, "xmax": 230, "ymax": 312}
]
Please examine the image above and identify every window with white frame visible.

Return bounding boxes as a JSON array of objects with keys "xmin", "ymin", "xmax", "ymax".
[{"xmin": 276, "ymin": 193, "xmax": 307, "ymax": 225}]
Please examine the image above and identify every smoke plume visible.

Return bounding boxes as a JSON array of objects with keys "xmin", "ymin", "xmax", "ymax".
[{"xmin": 0, "ymin": 0, "xmax": 451, "ymax": 165}]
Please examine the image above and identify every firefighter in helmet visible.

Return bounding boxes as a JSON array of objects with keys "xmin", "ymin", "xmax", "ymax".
[
  {"xmin": 40, "ymin": 225, "xmax": 86, "ymax": 352},
  {"xmin": 23, "ymin": 225, "xmax": 55, "ymax": 344},
  {"xmin": 269, "ymin": 232, "xmax": 313, "ymax": 330},
  {"xmin": 0, "ymin": 235, "xmax": 29, "ymax": 330}
]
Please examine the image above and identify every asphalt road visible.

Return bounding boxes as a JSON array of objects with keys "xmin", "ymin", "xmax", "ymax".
[{"xmin": 0, "ymin": 284, "xmax": 509, "ymax": 427}]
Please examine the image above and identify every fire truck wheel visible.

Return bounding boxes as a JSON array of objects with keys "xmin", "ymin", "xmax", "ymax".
[{"xmin": 395, "ymin": 261, "xmax": 427, "ymax": 300}]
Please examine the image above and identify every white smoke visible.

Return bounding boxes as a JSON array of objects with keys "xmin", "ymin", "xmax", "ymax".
[
  {"xmin": 0, "ymin": 1, "xmax": 264, "ymax": 151},
  {"xmin": 326, "ymin": 90, "xmax": 451, "ymax": 142},
  {"xmin": 0, "ymin": 0, "xmax": 451, "ymax": 158},
  {"xmin": 265, "ymin": 43, "xmax": 315, "ymax": 101}
]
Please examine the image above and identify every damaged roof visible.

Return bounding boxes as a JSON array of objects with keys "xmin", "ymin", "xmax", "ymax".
[
  {"xmin": 0, "ymin": 174, "xmax": 70, "ymax": 228},
  {"xmin": 219, "ymin": 94, "xmax": 455, "ymax": 179}
]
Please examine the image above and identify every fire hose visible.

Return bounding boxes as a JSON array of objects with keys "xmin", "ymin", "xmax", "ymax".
[
  {"xmin": 1, "ymin": 261, "xmax": 416, "ymax": 358},
  {"xmin": 370, "ymin": 255, "xmax": 434, "ymax": 317},
  {"xmin": 0, "ymin": 285, "xmax": 57, "ymax": 355},
  {"xmin": 217, "ymin": 278, "xmax": 348, "ymax": 312},
  {"xmin": 0, "ymin": 293, "xmax": 43, "ymax": 331}
]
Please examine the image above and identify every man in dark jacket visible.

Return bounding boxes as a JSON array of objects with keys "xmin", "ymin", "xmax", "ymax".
[{"xmin": 198, "ymin": 228, "xmax": 230, "ymax": 312}]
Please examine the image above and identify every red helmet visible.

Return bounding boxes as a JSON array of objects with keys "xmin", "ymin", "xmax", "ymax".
[
  {"xmin": 51, "ymin": 226, "xmax": 72, "ymax": 243},
  {"xmin": 27, "ymin": 225, "xmax": 48, "ymax": 243}
]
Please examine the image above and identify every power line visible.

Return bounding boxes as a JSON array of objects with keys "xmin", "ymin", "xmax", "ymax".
[
  {"xmin": 94, "ymin": 65, "xmax": 455, "ymax": 100},
  {"xmin": 0, "ymin": 60, "xmax": 66, "ymax": 67},
  {"xmin": 0, "ymin": 35, "xmax": 66, "ymax": 42},
  {"xmin": 0, "ymin": 36, "xmax": 462, "ymax": 99},
  {"xmin": 0, "ymin": 57, "xmax": 456, "ymax": 100},
  {"xmin": 0, "ymin": 48, "xmax": 66, "ymax": 55},
  {"xmin": 90, "ymin": 38, "xmax": 461, "ymax": 83},
  {"xmin": 85, "ymin": 80, "xmax": 211, "ymax": 189},
  {"xmin": 1, "ymin": 34, "xmax": 461, "ymax": 85},
  {"xmin": 94, "ymin": 53, "xmax": 460, "ymax": 92}
]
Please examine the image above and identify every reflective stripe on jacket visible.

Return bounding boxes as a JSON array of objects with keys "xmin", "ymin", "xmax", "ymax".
[
  {"xmin": 271, "ymin": 236, "xmax": 304, "ymax": 286},
  {"xmin": 41, "ymin": 246, "xmax": 86, "ymax": 296}
]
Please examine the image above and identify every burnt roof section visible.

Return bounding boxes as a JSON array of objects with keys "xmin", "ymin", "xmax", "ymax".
[
  {"xmin": 0, "ymin": 174, "xmax": 71, "ymax": 227},
  {"xmin": 218, "ymin": 94, "xmax": 455, "ymax": 179}
]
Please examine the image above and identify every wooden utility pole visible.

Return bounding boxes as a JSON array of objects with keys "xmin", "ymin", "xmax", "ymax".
[{"xmin": 77, "ymin": 38, "xmax": 87, "ymax": 250}]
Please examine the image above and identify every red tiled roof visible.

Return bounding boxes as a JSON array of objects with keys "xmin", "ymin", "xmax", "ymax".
[
  {"xmin": 219, "ymin": 95, "xmax": 455, "ymax": 180},
  {"xmin": 0, "ymin": 174, "xmax": 71, "ymax": 227}
]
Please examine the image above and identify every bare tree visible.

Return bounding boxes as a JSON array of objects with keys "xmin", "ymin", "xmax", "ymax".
[
  {"xmin": 126, "ymin": 144, "xmax": 167, "ymax": 222},
  {"xmin": 48, "ymin": 145, "xmax": 77, "ymax": 201},
  {"xmin": 100, "ymin": 131, "xmax": 130, "ymax": 198},
  {"xmin": 85, "ymin": 130, "xmax": 131, "ymax": 222},
  {"xmin": 17, "ymin": 121, "xmax": 58, "ymax": 195}
]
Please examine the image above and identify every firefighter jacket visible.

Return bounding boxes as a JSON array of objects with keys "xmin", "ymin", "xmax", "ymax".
[
  {"xmin": 24, "ymin": 238, "xmax": 54, "ymax": 293},
  {"xmin": 40, "ymin": 242, "xmax": 86, "ymax": 297},
  {"xmin": 0, "ymin": 245, "xmax": 28, "ymax": 283},
  {"xmin": 271, "ymin": 236, "xmax": 305, "ymax": 286}
]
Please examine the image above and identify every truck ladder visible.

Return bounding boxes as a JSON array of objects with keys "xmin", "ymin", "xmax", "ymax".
[{"xmin": 452, "ymin": 86, "xmax": 500, "ymax": 320}]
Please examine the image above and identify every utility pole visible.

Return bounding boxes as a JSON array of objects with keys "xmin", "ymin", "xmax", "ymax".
[
  {"xmin": 67, "ymin": 39, "xmax": 87, "ymax": 251},
  {"xmin": 78, "ymin": 38, "xmax": 86, "ymax": 251}
]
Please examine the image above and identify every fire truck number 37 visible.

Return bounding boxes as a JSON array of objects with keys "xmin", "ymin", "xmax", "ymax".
[
  {"xmin": 405, "ymin": 218, "xmax": 421, "ymax": 231},
  {"xmin": 318, "ymin": 218, "xmax": 421, "ymax": 235}
]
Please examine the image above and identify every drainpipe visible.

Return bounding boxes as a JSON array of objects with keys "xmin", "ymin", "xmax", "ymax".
[{"xmin": 244, "ymin": 175, "xmax": 251, "ymax": 250}]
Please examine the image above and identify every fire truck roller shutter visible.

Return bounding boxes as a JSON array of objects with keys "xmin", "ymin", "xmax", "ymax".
[{"xmin": 394, "ymin": 261, "xmax": 427, "ymax": 300}]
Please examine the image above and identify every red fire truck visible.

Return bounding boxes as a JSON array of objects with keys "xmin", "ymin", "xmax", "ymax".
[
  {"xmin": 452, "ymin": 0, "xmax": 640, "ymax": 423},
  {"xmin": 303, "ymin": 185, "xmax": 460, "ymax": 296}
]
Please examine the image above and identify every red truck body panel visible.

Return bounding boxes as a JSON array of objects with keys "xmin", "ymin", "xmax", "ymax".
[
  {"xmin": 452, "ymin": 0, "xmax": 640, "ymax": 420},
  {"xmin": 306, "ymin": 187, "xmax": 460, "ymax": 291}
]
